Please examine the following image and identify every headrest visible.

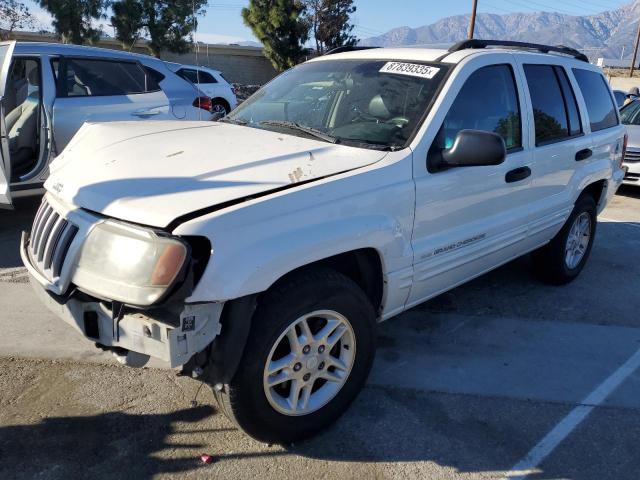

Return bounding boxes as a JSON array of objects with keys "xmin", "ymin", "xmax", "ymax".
[
  {"xmin": 28, "ymin": 67, "xmax": 39, "ymax": 87},
  {"xmin": 368, "ymin": 94, "xmax": 390, "ymax": 119}
]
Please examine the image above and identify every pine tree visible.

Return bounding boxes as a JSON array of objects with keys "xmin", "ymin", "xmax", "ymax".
[
  {"xmin": 111, "ymin": 0, "xmax": 207, "ymax": 58},
  {"xmin": 242, "ymin": 0, "xmax": 310, "ymax": 71},
  {"xmin": 304, "ymin": 0, "xmax": 357, "ymax": 53},
  {"xmin": 39, "ymin": 0, "xmax": 106, "ymax": 44}
]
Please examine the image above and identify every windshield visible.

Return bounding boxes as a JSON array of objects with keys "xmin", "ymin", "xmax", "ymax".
[
  {"xmin": 620, "ymin": 100, "xmax": 640, "ymax": 125},
  {"xmin": 226, "ymin": 59, "xmax": 450, "ymax": 149}
]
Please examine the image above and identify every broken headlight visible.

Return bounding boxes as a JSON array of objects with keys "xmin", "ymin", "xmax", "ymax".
[{"xmin": 71, "ymin": 220, "xmax": 188, "ymax": 306}]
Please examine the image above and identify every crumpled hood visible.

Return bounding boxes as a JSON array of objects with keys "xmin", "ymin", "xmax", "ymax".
[{"xmin": 46, "ymin": 121, "xmax": 387, "ymax": 228}]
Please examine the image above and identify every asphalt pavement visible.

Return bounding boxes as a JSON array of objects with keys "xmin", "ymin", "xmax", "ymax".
[{"xmin": 0, "ymin": 187, "xmax": 639, "ymax": 480}]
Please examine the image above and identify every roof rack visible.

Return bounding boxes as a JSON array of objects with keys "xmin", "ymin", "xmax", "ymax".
[
  {"xmin": 447, "ymin": 39, "xmax": 589, "ymax": 63},
  {"xmin": 323, "ymin": 46, "xmax": 380, "ymax": 56}
]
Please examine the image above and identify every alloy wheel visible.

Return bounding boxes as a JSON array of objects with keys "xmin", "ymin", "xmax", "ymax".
[{"xmin": 263, "ymin": 310, "xmax": 356, "ymax": 416}]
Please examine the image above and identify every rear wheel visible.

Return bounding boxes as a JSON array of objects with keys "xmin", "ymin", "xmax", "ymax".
[
  {"xmin": 211, "ymin": 99, "xmax": 229, "ymax": 117},
  {"xmin": 532, "ymin": 195, "xmax": 597, "ymax": 284},
  {"xmin": 213, "ymin": 268, "xmax": 376, "ymax": 443}
]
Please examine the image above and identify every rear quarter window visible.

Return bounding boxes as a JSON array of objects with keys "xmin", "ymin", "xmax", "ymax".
[
  {"xmin": 196, "ymin": 70, "xmax": 216, "ymax": 83},
  {"xmin": 572, "ymin": 69, "xmax": 618, "ymax": 131}
]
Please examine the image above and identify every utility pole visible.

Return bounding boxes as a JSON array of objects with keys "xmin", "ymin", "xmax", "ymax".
[
  {"xmin": 630, "ymin": 20, "xmax": 640, "ymax": 77},
  {"xmin": 469, "ymin": 0, "xmax": 478, "ymax": 39}
]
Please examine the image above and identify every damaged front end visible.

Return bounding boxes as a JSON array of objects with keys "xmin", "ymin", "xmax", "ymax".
[{"xmin": 20, "ymin": 194, "xmax": 220, "ymax": 372}]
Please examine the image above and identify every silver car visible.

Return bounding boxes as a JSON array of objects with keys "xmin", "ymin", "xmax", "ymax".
[
  {"xmin": 620, "ymin": 99, "xmax": 640, "ymax": 185},
  {"xmin": 0, "ymin": 41, "xmax": 214, "ymax": 208}
]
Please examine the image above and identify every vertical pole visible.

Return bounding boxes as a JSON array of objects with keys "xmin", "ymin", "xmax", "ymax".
[
  {"xmin": 469, "ymin": 0, "xmax": 478, "ymax": 39},
  {"xmin": 630, "ymin": 21, "xmax": 640, "ymax": 77}
]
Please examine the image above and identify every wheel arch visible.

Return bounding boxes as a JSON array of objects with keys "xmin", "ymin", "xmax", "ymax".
[
  {"xmin": 579, "ymin": 178, "xmax": 607, "ymax": 208},
  {"xmin": 206, "ymin": 248, "xmax": 384, "ymax": 386},
  {"xmin": 211, "ymin": 97, "xmax": 231, "ymax": 113},
  {"xmin": 268, "ymin": 247, "xmax": 385, "ymax": 315}
]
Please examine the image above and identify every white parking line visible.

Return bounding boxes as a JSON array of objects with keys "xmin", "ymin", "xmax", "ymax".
[
  {"xmin": 599, "ymin": 217, "xmax": 640, "ymax": 228},
  {"xmin": 502, "ymin": 347, "xmax": 640, "ymax": 480}
]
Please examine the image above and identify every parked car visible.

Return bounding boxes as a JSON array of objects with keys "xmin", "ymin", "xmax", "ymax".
[
  {"xmin": 0, "ymin": 41, "xmax": 214, "ymax": 207},
  {"xmin": 19, "ymin": 40, "xmax": 625, "ymax": 443},
  {"xmin": 619, "ymin": 99, "xmax": 640, "ymax": 184},
  {"xmin": 165, "ymin": 62, "xmax": 238, "ymax": 116},
  {"xmin": 613, "ymin": 89, "xmax": 627, "ymax": 108}
]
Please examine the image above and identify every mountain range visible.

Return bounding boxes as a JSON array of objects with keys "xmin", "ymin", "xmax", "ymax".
[{"xmin": 360, "ymin": 0, "xmax": 640, "ymax": 61}]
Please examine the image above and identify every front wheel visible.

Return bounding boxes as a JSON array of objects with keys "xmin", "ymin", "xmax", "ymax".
[
  {"xmin": 532, "ymin": 195, "xmax": 597, "ymax": 284},
  {"xmin": 214, "ymin": 268, "xmax": 377, "ymax": 443}
]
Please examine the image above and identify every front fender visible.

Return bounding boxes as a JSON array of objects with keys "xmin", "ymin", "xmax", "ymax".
[
  {"xmin": 173, "ymin": 155, "xmax": 415, "ymax": 303},
  {"xmin": 188, "ymin": 214, "xmax": 402, "ymax": 302}
]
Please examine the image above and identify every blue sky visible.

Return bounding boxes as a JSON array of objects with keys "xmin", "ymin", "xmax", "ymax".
[{"xmin": 26, "ymin": 0, "xmax": 632, "ymax": 44}]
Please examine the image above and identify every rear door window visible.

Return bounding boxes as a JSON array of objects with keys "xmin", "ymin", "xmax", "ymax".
[
  {"xmin": 572, "ymin": 68, "xmax": 618, "ymax": 131},
  {"xmin": 554, "ymin": 66, "xmax": 582, "ymax": 137},
  {"xmin": 435, "ymin": 64, "xmax": 522, "ymax": 151},
  {"xmin": 56, "ymin": 58, "xmax": 160, "ymax": 97},
  {"xmin": 524, "ymin": 64, "xmax": 582, "ymax": 145}
]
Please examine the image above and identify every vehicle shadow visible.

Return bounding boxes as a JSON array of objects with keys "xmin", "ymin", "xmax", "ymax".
[
  {"xmin": 0, "ymin": 405, "xmax": 222, "ymax": 479},
  {"xmin": 0, "ymin": 196, "xmax": 41, "ymax": 270},
  {"xmin": 0, "ymin": 387, "xmax": 540, "ymax": 479},
  {"xmin": 616, "ymin": 184, "xmax": 640, "ymax": 199}
]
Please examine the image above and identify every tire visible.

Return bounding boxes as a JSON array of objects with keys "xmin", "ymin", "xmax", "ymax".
[
  {"xmin": 532, "ymin": 194, "xmax": 597, "ymax": 285},
  {"xmin": 211, "ymin": 99, "xmax": 229, "ymax": 117},
  {"xmin": 213, "ymin": 267, "xmax": 377, "ymax": 443}
]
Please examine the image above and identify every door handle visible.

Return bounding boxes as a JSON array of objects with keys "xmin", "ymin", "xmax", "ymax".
[
  {"xmin": 575, "ymin": 148, "xmax": 593, "ymax": 161},
  {"xmin": 505, "ymin": 166, "xmax": 531, "ymax": 183},
  {"xmin": 132, "ymin": 109, "xmax": 160, "ymax": 117}
]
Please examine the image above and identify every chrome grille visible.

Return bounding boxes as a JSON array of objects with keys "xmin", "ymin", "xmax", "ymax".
[
  {"xmin": 624, "ymin": 149, "xmax": 640, "ymax": 163},
  {"xmin": 29, "ymin": 198, "xmax": 78, "ymax": 281}
]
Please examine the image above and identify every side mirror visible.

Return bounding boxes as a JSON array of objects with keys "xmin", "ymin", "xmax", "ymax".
[
  {"xmin": 432, "ymin": 129, "xmax": 507, "ymax": 170},
  {"xmin": 212, "ymin": 111, "xmax": 226, "ymax": 121}
]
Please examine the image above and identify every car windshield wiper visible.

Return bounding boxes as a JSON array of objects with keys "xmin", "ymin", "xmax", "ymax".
[
  {"xmin": 259, "ymin": 120, "xmax": 339, "ymax": 144},
  {"xmin": 218, "ymin": 117, "xmax": 248, "ymax": 125}
]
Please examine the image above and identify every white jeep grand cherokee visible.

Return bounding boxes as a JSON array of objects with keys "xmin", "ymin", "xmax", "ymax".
[{"xmin": 21, "ymin": 40, "xmax": 626, "ymax": 443}]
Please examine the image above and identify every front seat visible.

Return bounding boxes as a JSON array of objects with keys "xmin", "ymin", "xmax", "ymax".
[
  {"xmin": 368, "ymin": 93, "xmax": 409, "ymax": 127},
  {"xmin": 5, "ymin": 68, "xmax": 40, "ymax": 176}
]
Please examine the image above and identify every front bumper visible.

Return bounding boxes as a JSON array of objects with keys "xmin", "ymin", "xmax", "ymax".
[{"xmin": 21, "ymin": 231, "xmax": 223, "ymax": 368}]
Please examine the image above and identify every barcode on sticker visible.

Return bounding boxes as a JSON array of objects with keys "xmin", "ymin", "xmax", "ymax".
[{"xmin": 379, "ymin": 62, "xmax": 440, "ymax": 79}]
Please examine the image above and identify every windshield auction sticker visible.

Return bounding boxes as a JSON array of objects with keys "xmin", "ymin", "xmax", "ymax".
[{"xmin": 379, "ymin": 62, "xmax": 440, "ymax": 79}]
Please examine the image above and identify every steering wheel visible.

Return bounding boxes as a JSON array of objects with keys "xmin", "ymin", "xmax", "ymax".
[
  {"xmin": 386, "ymin": 116, "xmax": 410, "ymax": 128},
  {"xmin": 350, "ymin": 104, "xmax": 380, "ymax": 123}
]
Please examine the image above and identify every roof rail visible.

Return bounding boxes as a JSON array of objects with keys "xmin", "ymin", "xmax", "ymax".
[
  {"xmin": 323, "ymin": 46, "xmax": 380, "ymax": 56},
  {"xmin": 447, "ymin": 39, "xmax": 589, "ymax": 63}
]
